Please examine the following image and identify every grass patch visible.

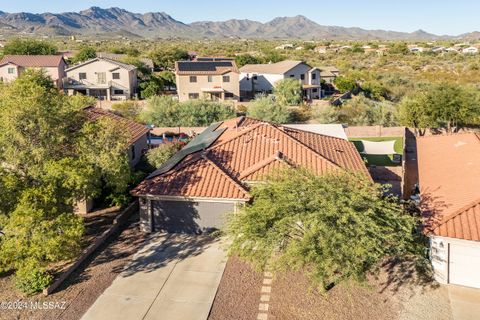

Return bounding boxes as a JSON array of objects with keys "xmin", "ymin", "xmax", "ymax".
[{"xmin": 349, "ymin": 137, "xmax": 403, "ymax": 167}]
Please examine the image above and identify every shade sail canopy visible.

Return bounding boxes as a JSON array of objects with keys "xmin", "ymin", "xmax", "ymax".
[{"xmin": 360, "ymin": 140, "xmax": 396, "ymax": 155}]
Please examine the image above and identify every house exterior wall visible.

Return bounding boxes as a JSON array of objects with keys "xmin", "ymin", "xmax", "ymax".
[
  {"xmin": 240, "ymin": 62, "xmax": 321, "ymax": 99},
  {"xmin": 128, "ymin": 134, "xmax": 148, "ymax": 168},
  {"xmin": 64, "ymin": 60, "xmax": 137, "ymax": 100},
  {"xmin": 0, "ymin": 62, "xmax": 66, "ymax": 88},
  {"xmin": 430, "ymin": 235, "xmax": 480, "ymax": 288},
  {"xmin": 176, "ymin": 71, "xmax": 239, "ymax": 102}
]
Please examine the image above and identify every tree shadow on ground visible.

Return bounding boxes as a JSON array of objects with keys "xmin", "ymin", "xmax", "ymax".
[{"xmin": 120, "ymin": 233, "xmax": 220, "ymax": 277}]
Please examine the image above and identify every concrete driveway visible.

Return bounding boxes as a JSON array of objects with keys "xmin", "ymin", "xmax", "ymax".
[
  {"xmin": 448, "ymin": 285, "xmax": 480, "ymax": 320},
  {"xmin": 81, "ymin": 234, "xmax": 227, "ymax": 320}
]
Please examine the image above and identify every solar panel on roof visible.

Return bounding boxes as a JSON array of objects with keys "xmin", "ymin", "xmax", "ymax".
[
  {"xmin": 147, "ymin": 122, "xmax": 225, "ymax": 179},
  {"xmin": 177, "ymin": 61, "xmax": 233, "ymax": 72}
]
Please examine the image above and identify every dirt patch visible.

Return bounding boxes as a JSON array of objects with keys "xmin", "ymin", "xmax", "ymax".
[
  {"xmin": 0, "ymin": 214, "xmax": 146, "ymax": 320},
  {"xmin": 208, "ymin": 256, "xmax": 263, "ymax": 320}
]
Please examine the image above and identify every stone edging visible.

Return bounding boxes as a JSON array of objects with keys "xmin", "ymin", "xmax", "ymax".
[{"xmin": 42, "ymin": 201, "xmax": 138, "ymax": 295}]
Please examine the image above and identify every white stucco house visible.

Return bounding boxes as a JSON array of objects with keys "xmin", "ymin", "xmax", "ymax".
[
  {"xmin": 239, "ymin": 60, "xmax": 322, "ymax": 101},
  {"xmin": 417, "ymin": 133, "xmax": 480, "ymax": 289},
  {"xmin": 462, "ymin": 46, "xmax": 479, "ymax": 54},
  {"xmin": 63, "ymin": 57, "xmax": 138, "ymax": 101}
]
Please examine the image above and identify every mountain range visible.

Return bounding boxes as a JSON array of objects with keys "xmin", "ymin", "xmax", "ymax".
[{"xmin": 0, "ymin": 7, "xmax": 475, "ymax": 40}]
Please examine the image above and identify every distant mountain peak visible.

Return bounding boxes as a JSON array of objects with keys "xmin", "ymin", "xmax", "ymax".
[{"xmin": 0, "ymin": 7, "xmax": 454, "ymax": 40}]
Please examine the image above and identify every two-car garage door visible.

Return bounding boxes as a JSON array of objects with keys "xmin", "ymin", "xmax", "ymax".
[
  {"xmin": 151, "ymin": 200, "xmax": 235, "ymax": 234},
  {"xmin": 449, "ymin": 243, "xmax": 480, "ymax": 288}
]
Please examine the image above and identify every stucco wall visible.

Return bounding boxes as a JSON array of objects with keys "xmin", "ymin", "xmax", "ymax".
[
  {"xmin": 176, "ymin": 71, "xmax": 240, "ymax": 102},
  {"xmin": 0, "ymin": 62, "xmax": 66, "ymax": 88},
  {"xmin": 129, "ymin": 134, "xmax": 148, "ymax": 168}
]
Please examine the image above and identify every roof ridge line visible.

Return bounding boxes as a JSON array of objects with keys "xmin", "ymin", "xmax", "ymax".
[
  {"xmin": 238, "ymin": 151, "xmax": 284, "ymax": 180},
  {"xmin": 202, "ymin": 153, "xmax": 250, "ymax": 198},
  {"xmin": 269, "ymin": 124, "xmax": 341, "ymax": 170},
  {"xmin": 210, "ymin": 122, "xmax": 265, "ymax": 149},
  {"xmin": 434, "ymin": 197, "xmax": 480, "ymax": 230}
]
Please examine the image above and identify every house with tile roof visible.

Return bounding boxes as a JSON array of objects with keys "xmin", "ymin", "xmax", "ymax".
[
  {"xmin": 0, "ymin": 55, "xmax": 67, "ymax": 88},
  {"xmin": 175, "ymin": 58, "xmax": 240, "ymax": 102},
  {"xmin": 239, "ymin": 60, "xmax": 325, "ymax": 100},
  {"xmin": 417, "ymin": 133, "xmax": 480, "ymax": 288},
  {"xmin": 84, "ymin": 106, "xmax": 149, "ymax": 168},
  {"xmin": 132, "ymin": 116, "xmax": 369, "ymax": 233},
  {"xmin": 63, "ymin": 57, "xmax": 138, "ymax": 101},
  {"xmin": 76, "ymin": 106, "xmax": 150, "ymax": 214}
]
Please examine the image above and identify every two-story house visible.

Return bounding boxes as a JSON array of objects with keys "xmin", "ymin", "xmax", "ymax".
[
  {"xmin": 175, "ymin": 58, "xmax": 240, "ymax": 102},
  {"xmin": 239, "ymin": 60, "xmax": 321, "ymax": 100},
  {"xmin": 63, "ymin": 57, "xmax": 138, "ymax": 101},
  {"xmin": 0, "ymin": 55, "xmax": 67, "ymax": 88}
]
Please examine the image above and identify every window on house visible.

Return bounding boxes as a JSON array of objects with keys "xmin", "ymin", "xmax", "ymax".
[
  {"xmin": 289, "ymin": 75, "xmax": 295, "ymax": 78},
  {"xmin": 7, "ymin": 67, "xmax": 15, "ymax": 74},
  {"xmin": 112, "ymin": 72, "xmax": 120, "ymax": 80},
  {"xmin": 223, "ymin": 75, "xmax": 230, "ymax": 82},
  {"xmin": 188, "ymin": 93, "xmax": 199, "ymax": 99},
  {"xmin": 189, "ymin": 76, "xmax": 197, "ymax": 83},
  {"xmin": 225, "ymin": 92, "xmax": 234, "ymax": 99},
  {"xmin": 300, "ymin": 74, "xmax": 305, "ymax": 80},
  {"xmin": 113, "ymin": 89, "xmax": 124, "ymax": 95},
  {"xmin": 313, "ymin": 88, "xmax": 318, "ymax": 93},
  {"xmin": 97, "ymin": 72, "xmax": 106, "ymax": 84},
  {"xmin": 79, "ymin": 72, "xmax": 87, "ymax": 80},
  {"xmin": 208, "ymin": 75, "xmax": 213, "ymax": 82},
  {"xmin": 312, "ymin": 73, "xmax": 317, "ymax": 80},
  {"xmin": 130, "ymin": 145, "xmax": 135, "ymax": 160}
]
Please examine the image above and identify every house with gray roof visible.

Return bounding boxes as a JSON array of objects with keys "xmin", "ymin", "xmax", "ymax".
[
  {"xmin": 239, "ymin": 60, "xmax": 322, "ymax": 100},
  {"xmin": 63, "ymin": 57, "xmax": 138, "ymax": 101}
]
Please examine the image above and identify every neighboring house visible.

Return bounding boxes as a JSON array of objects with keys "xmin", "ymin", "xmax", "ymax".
[
  {"xmin": 314, "ymin": 46, "xmax": 328, "ymax": 54},
  {"xmin": 417, "ymin": 133, "xmax": 480, "ymax": 289},
  {"xmin": 275, "ymin": 44, "xmax": 294, "ymax": 50},
  {"xmin": 132, "ymin": 116, "xmax": 369, "ymax": 233},
  {"xmin": 409, "ymin": 46, "xmax": 425, "ymax": 53},
  {"xmin": 318, "ymin": 66, "xmax": 340, "ymax": 84},
  {"xmin": 175, "ymin": 58, "xmax": 240, "ymax": 102},
  {"xmin": 462, "ymin": 46, "xmax": 479, "ymax": 54},
  {"xmin": 239, "ymin": 60, "xmax": 322, "ymax": 100},
  {"xmin": 76, "ymin": 107, "xmax": 150, "ymax": 214},
  {"xmin": 84, "ymin": 106, "xmax": 149, "ymax": 168},
  {"xmin": 97, "ymin": 52, "xmax": 155, "ymax": 72},
  {"xmin": 63, "ymin": 57, "xmax": 138, "ymax": 101},
  {"xmin": 0, "ymin": 55, "xmax": 67, "ymax": 88}
]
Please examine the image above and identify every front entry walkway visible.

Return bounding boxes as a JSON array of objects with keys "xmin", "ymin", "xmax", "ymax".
[{"xmin": 81, "ymin": 234, "xmax": 227, "ymax": 320}]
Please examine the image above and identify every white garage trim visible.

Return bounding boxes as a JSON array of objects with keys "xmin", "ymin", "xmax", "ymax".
[{"xmin": 430, "ymin": 236, "xmax": 480, "ymax": 288}]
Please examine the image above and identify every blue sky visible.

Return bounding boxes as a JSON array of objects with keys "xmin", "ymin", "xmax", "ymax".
[{"xmin": 1, "ymin": 0, "xmax": 478, "ymax": 35}]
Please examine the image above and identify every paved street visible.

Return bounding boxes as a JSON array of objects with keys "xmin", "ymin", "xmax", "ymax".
[{"xmin": 81, "ymin": 234, "xmax": 227, "ymax": 320}]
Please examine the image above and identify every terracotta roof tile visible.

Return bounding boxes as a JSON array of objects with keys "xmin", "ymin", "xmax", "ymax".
[
  {"xmin": 132, "ymin": 117, "xmax": 368, "ymax": 200},
  {"xmin": 84, "ymin": 107, "xmax": 149, "ymax": 145},
  {"xmin": 417, "ymin": 133, "xmax": 480, "ymax": 241},
  {"xmin": 0, "ymin": 55, "xmax": 65, "ymax": 67}
]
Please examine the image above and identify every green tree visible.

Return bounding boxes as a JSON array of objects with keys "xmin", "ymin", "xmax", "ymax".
[
  {"xmin": 111, "ymin": 101, "xmax": 142, "ymax": 121},
  {"xmin": 333, "ymin": 76, "xmax": 358, "ymax": 93},
  {"xmin": 140, "ymin": 96, "xmax": 235, "ymax": 127},
  {"xmin": 0, "ymin": 70, "xmax": 132, "ymax": 293},
  {"xmin": 389, "ymin": 42, "xmax": 409, "ymax": 55},
  {"xmin": 227, "ymin": 169, "xmax": 419, "ymax": 291},
  {"xmin": 274, "ymin": 78, "xmax": 302, "ymax": 106},
  {"xmin": 150, "ymin": 48, "xmax": 189, "ymax": 70},
  {"xmin": 71, "ymin": 46, "xmax": 97, "ymax": 64},
  {"xmin": 3, "ymin": 38, "xmax": 57, "ymax": 55},
  {"xmin": 146, "ymin": 142, "xmax": 183, "ymax": 168},
  {"xmin": 235, "ymin": 54, "xmax": 262, "ymax": 67},
  {"xmin": 398, "ymin": 83, "xmax": 480, "ymax": 134},
  {"xmin": 139, "ymin": 76, "xmax": 164, "ymax": 99},
  {"xmin": 247, "ymin": 95, "xmax": 291, "ymax": 123}
]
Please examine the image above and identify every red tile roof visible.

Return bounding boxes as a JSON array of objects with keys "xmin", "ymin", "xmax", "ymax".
[
  {"xmin": 132, "ymin": 117, "xmax": 369, "ymax": 200},
  {"xmin": 83, "ymin": 107, "xmax": 149, "ymax": 145},
  {"xmin": 417, "ymin": 133, "xmax": 480, "ymax": 241},
  {"xmin": 0, "ymin": 55, "xmax": 65, "ymax": 67}
]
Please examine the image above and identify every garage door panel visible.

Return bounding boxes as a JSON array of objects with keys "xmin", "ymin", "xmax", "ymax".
[
  {"xmin": 152, "ymin": 200, "xmax": 234, "ymax": 233},
  {"xmin": 449, "ymin": 243, "xmax": 480, "ymax": 288}
]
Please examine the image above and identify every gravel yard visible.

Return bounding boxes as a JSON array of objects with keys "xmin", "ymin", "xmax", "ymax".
[
  {"xmin": 209, "ymin": 257, "xmax": 453, "ymax": 320},
  {"xmin": 0, "ymin": 214, "xmax": 146, "ymax": 320}
]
